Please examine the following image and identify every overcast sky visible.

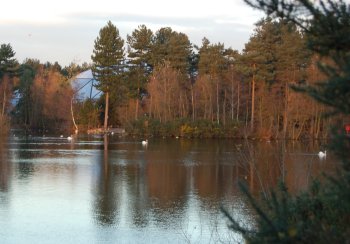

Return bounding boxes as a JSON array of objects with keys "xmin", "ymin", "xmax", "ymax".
[{"xmin": 1, "ymin": 0, "xmax": 264, "ymax": 66}]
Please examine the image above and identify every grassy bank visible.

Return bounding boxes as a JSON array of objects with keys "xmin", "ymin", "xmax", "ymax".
[{"xmin": 125, "ymin": 118, "xmax": 250, "ymax": 139}]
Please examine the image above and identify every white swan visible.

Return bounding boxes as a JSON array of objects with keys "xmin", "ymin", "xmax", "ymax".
[
  {"xmin": 142, "ymin": 139, "xmax": 148, "ymax": 146},
  {"xmin": 318, "ymin": 150, "xmax": 327, "ymax": 159},
  {"xmin": 67, "ymin": 136, "xmax": 73, "ymax": 141}
]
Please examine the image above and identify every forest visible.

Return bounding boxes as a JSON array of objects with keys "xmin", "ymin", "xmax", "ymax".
[{"xmin": 0, "ymin": 17, "xmax": 342, "ymax": 139}]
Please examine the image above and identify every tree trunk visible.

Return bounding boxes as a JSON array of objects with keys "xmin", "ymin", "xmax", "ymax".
[
  {"xmin": 216, "ymin": 79, "xmax": 220, "ymax": 124},
  {"xmin": 71, "ymin": 96, "xmax": 78, "ymax": 134},
  {"xmin": 295, "ymin": 119, "xmax": 306, "ymax": 140},
  {"xmin": 223, "ymin": 90, "xmax": 226, "ymax": 126},
  {"xmin": 315, "ymin": 110, "xmax": 321, "ymax": 138},
  {"xmin": 135, "ymin": 73, "xmax": 140, "ymax": 120},
  {"xmin": 165, "ymin": 77, "xmax": 169, "ymax": 122},
  {"xmin": 2, "ymin": 89, "xmax": 6, "ymax": 117},
  {"xmin": 179, "ymin": 93, "xmax": 183, "ymax": 118},
  {"xmin": 237, "ymin": 81, "xmax": 240, "ymax": 122},
  {"xmin": 251, "ymin": 71, "xmax": 255, "ymax": 131},
  {"xmin": 104, "ymin": 91, "xmax": 109, "ymax": 131},
  {"xmin": 259, "ymin": 97, "xmax": 263, "ymax": 129},
  {"xmin": 191, "ymin": 84, "xmax": 195, "ymax": 121},
  {"xmin": 135, "ymin": 98, "xmax": 139, "ymax": 120},
  {"xmin": 231, "ymin": 78, "xmax": 234, "ymax": 121}
]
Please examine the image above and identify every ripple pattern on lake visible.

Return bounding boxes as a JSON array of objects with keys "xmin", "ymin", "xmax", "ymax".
[{"xmin": 0, "ymin": 136, "xmax": 337, "ymax": 243}]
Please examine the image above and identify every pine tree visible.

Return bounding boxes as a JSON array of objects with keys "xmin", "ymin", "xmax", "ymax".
[
  {"xmin": 127, "ymin": 24, "xmax": 153, "ymax": 72},
  {"xmin": 239, "ymin": 18, "xmax": 309, "ymax": 136},
  {"xmin": 91, "ymin": 21, "xmax": 125, "ymax": 131},
  {"xmin": 127, "ymin": 25, "xmax": 153, "ymax": 119},
  {"xmin": 15, "ymin": 62, "xmax": 36, "ymax": 127},
  {"xmin": 151, "ymin": 27, "xmax": 192, "ymax": 76},
  {"xmin": 0, "ymin": 43, "xmax": 17, "ymax": 79}
]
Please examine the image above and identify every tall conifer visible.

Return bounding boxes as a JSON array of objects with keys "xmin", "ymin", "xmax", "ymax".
[{"xmin": 91, "ymin": 21, "xmax": 125, "ymax": 131}]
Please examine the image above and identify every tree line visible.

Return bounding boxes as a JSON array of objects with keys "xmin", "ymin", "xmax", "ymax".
[{"xmin": 0, "ymin": 17, "xmax": 337, "ymax": 138}]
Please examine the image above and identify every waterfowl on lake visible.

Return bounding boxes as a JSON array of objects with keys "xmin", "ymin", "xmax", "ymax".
[
  {"xmin": 318, "ymin": 150, "xmax": 327, "ymax": 159},
  {"xmin": 142, "ymin": 139, "xmax": 148, "ymax": 146}
]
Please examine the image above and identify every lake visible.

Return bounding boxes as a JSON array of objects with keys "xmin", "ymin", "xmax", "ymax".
[{"xmin": 0, "ymin": 134, "xmax": 337, "ymax": 243}]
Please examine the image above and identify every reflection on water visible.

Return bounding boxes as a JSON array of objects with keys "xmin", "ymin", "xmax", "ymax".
[{"xmin": 0, "ymin": 135, "xmax": 337, "ymax": 243}]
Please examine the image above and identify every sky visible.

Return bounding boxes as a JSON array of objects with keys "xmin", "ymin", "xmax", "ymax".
[{"xmin": 1, "ymin": 0, "xmax": 264, "ymax": 67}]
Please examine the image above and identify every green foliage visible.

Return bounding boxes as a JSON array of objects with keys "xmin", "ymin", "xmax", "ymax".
[
  {"xmin": 242, "ymin": 18, "xmax": 279, "ymax": 84},
  {"xmin": 91, "ymin": 21, "xmax": 125, "ymax": 93},
  {"xmin": 91, "ymin": 21, "xmax": 126, "ymax": 129},
  {"xmin": 125, "ymin": 116, "xmax": 150, "ymax": 136},
  {"xmin": 61, "ymin": 62, "xmax": 91, "ymax": 79},
  {"xmin": 0, "ymin": 43, "xmax": 18, "ymax": 133},
  {"xmin": 76, "ymin": 99, "xmax": 100, "ymax": 130},
  {"xmin": 223, "ymin": 175, "xmax": 350, "ymax": 243},
  {"xmin": 126, "ymin": 25, "xmax": 153, "ymax": 99},
  {"xmin": 13, "ymin": 62, "xmax": 36, "ymax": 126},
  {"xmin": 126, "ymin": 118, "xmax": 240, "ymax": 138},
  {"xmin": 151, "ymin": 27, "xmax": 192, "ymax": 76},
  {"xmin": 240, "ymin": 18, "xmax": 309, "ymax": 85},
  {"xmin": 0, "ymin": 43, "xmax": 17, "ymax": 79},
  {"xmin": 127, "ymin": 24, "xmax": 153, "ymax": 69},
  {"xmin": 198, "ymin": 38, "xmax": 226, "ymax": 76}
]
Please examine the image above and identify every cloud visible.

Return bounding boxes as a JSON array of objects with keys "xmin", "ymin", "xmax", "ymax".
[{"xmin": 0, "ymin": 0, "xmax": 263, "ymax": 66}]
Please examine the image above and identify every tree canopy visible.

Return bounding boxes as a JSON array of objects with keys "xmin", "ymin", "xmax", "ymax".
[
  {"xmin": 0, "ymin": 43, "xmax": 17, "ymax": 79},
  {"xmin": 91, "ymin": 20, "xmax": 125, "ymax": 93}
]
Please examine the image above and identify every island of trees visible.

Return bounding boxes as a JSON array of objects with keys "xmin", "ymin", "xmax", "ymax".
[{"xmin": 0, "ymin": 17, "xmax": 347, "ymax": 139}]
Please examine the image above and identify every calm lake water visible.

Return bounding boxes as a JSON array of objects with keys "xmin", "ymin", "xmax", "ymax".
[{"xmin": 0, "ymin": 134, "xmax": 337, "ymax": 243}]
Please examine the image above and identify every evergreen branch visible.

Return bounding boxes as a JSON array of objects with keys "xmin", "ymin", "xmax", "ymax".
[
  {"xmin": 220, "ymin": 206, "xmax": 257, "ymax": 235},
  {"xmin": 238, "ymin": 181, "xmax": 278, "ymax": 233}
]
